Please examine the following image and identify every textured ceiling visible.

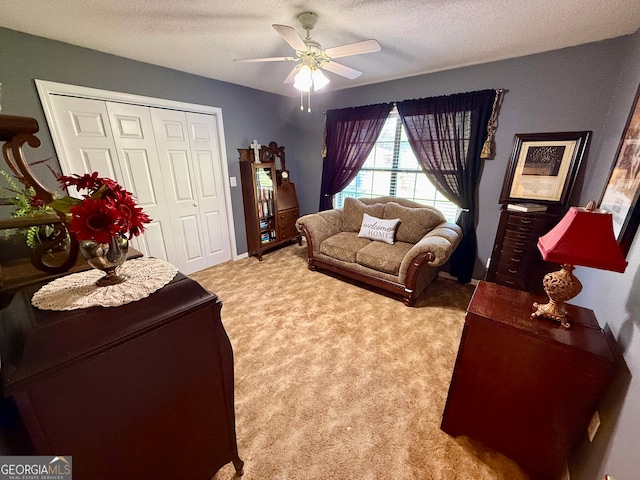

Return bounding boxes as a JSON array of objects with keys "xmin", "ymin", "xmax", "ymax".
[{"xmin": 1, "ymin": 0, "xmax": 639, "ymax": 97}]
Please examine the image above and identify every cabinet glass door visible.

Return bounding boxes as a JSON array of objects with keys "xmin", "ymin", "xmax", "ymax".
[{"xmin": 255, "ymin": 166, "xmax": 276, "ymax": 244}]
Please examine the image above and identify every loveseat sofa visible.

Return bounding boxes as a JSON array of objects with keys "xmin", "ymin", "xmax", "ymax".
[{"xmin": 295, "ymin": 196, "xmax": 463, "ymax": 306}]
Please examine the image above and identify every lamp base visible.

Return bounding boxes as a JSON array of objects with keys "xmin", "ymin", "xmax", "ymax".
[
  {"xmin": 532, "ymin": 300, "xmax": 571, "ymax": 328},
  {"xmin": 531, "ymin": 264, "xmax": 582, "ymax": 329}
]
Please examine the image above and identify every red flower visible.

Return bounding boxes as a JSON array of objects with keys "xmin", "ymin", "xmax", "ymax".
[
  {"xmin": 58, "ymin": 172, "xmax": 101, "ymax": 192},
  {"xmin": 110, "ymin": 189, "xmax": 151, "ymax": 236},
  {"xmin": 69, "ymin": 198, "xmax": 121, "ymax": 244},
  {"xmin": 53, "ymin": 172, "xmax": 152, "ymax": 241}
]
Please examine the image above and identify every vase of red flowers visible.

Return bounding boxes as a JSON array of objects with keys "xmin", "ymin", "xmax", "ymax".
[
  {"xmin": 49, "ymin": 172, "xmax": 151, "ymax": 286},
  {"xmin": 78, "ymin": 234, "xmax": 130, "ymax": 286}
]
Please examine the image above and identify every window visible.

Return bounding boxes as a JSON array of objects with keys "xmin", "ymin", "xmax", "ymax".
[{"xmin": 334, "ymin": 109, "xmax": 460, "ymax": 222}]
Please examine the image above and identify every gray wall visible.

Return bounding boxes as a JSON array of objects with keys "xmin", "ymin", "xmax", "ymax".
[
  {"xmin": 0, "ymin": 26, "xmax": 302, "ymax": 254},
  {"xmin": 570, "ymin": 28, "xmax": 640, "ymax": 480},
  {"xmin": 293, "ymin": 36, "xmax": 630, "ymax": 278},
  {"xmin": 2, "ymin": 23, "xmax": 640, "ymax": 480}
]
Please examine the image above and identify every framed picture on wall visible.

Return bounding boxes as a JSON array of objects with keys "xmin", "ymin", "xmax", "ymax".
[
  {"xmin": 599, "ymin": 83, "xmax": 640, "ymax": 257},
  {"xmin": 499, "ymin": 131, "xmax": 591, "ymax": 206}
]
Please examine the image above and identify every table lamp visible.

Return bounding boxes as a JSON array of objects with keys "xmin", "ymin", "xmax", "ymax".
[{"xmin": 532, "ymin": 201, "xmax": 628, "ymax": 328}]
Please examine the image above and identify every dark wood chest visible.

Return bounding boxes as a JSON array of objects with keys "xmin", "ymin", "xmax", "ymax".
[
  {"xmin": 441, "ymin": 281, "xmax": 615, "ymax": 479},
  {"xmin": 0, "ymin": 274, "xmax": 243, "ymax": 479},
  {"xmin": 486, "ymin": 209, "xmax": 561, "ymax": 293}
]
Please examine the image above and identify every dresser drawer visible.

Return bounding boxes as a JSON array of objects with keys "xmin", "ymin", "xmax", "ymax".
[
  {"xmin": 496, "ymin": 260, "xmax": 531, "ymax": 278},
  {"xmin": 494, "ymin": 272, "xmax": 527, "ymax": 290},
  {"xmin": 507, "ymin": 213, "xmax": 556, "ymax": 232},
  {"xmin": 497, "ymin": 249, "xmax": 535, "ymax": 268},
  {"xmin": 504, "ymin": 230, "xmax": 539, "ymax": 249},
  {"xmin": 500, "ymin": 242, "xmax": 536, "ymax": 257},
  {"xmin": 277, "ymin": 208, "xmax": 300, "ymax": 240}
]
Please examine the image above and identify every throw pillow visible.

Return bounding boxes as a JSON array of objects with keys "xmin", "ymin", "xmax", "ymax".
[
  {"xmin": 357, "ymin": 213, "xmax": 400, "ymax": 244},
  {"xmin": 384, "ymin": 202, "xmax": 446, "ymax": 243},
  {"xmin": 343, "ymin": 197, "xmax": 385, "ymax": 232}
]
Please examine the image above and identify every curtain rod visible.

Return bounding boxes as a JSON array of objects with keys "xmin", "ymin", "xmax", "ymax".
[{"xmin": 323, "ymin": 88, "xmax": 506, "ymax": 115}]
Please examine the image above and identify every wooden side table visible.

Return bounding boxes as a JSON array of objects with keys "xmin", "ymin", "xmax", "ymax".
[{"xmin": 441, "ymin": 281, "xmax": 615, "ymax": 480}]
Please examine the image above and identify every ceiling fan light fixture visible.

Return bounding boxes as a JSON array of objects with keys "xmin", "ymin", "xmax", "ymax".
[
  {"xmin": 293, "ymin": 65, "xmax": 313, "ymax": 91},
  {"xmin": 311, "ymin": 68, "xmax": 329, "ymax": 91}
]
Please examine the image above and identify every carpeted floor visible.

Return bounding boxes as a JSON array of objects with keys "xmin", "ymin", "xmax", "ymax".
[{"xmin": 190, "ymin": 244, "xmax": 529, "ymax": 480}]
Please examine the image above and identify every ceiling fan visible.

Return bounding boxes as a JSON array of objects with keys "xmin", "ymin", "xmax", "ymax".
[{"xmin": 234, "ymin": 12, "xmax": 381, "ymax": 97}]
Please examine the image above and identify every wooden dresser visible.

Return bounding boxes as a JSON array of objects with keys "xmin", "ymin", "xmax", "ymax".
[
  {"xmin": 485, "ymin": 208, "xmax": 561, "ymax": 293},
  {"xmin": 0, "ymin": 274, "xmax": 243, "ymax": 479},
  {"xmin": 441, "ymin": 281, "xmax": 615, "ymax": 480}
]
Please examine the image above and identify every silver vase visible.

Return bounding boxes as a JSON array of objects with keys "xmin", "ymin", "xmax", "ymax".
[{"xmin": 78, "ymin": 234, "xmax": 129, "ymax": 286}]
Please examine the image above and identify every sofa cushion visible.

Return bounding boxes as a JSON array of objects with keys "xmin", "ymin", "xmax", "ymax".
[
  {"xmin": 384, "ymin": 202, "xmax": 447, "ymax": 243},
  {"xmin": 356, "ymin": 241, "xmax": 414, "ymax": 275},
  {"xmin": 320, "ymin": 232, "xmax": 371, "ymax": 263},
  {"xmin": 343, "ymin": 197, "xmax": 385, "ymax": 232},
  {"xmin": 357, "ymin": 213, "xmax": 400, "ymax": 244}
]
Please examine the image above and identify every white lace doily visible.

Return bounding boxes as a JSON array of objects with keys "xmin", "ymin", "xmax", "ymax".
[{"xmin": 31, "ymin": 257, "xmax": 179, "ymax": 311}]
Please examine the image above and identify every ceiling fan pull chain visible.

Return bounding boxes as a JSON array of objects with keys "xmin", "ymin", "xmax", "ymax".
[
  {"xmin": 300, "ymin": 90, "xmax": 304, "ymax": 111},
  {"xmin": 308, "ymin": 90, "xmax": 311, "ymax": 113}
]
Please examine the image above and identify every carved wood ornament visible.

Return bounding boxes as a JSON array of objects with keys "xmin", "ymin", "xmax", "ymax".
[{"xmin": 0, "ymin": 114, "xmax": 78, "ymax": 273}]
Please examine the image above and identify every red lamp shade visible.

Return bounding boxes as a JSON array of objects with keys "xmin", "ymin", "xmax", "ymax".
[{"xmin": 537, "ymin": 206, "xmax": 628, "ymax": 273}]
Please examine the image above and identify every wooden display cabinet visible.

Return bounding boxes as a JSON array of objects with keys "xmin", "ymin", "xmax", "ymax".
[{"xmin": 238, "ymin": 142, "xmax": 301, "ymax": 260}]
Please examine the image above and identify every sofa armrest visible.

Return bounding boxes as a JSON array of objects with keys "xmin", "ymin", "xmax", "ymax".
[
  {"xmin": 400, "ymin": 221, "xmax": 463, "ymax": 274},
  {"xmin": 295, "ymin": 209, "xmax": 344, "ymax": 256}
]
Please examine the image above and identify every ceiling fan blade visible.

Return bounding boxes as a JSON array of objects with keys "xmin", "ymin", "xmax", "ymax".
[
  {"xmin": 322, "ymin": 61, "xmax": 362, "ymax": 80},
  {"xmin": 272, "ymin": 24, "xmax": 308, "ymax": 51},
  {"xmin": 283, "ymin": 66, "xmax": 299, "ymax": 84},
  {"xmin": 234, "ymin": 56, "xmax": 296, "ymax": 63},
  {"xmin": 324, "ymin": 39, "xmax": 381, "ymax": 59}
]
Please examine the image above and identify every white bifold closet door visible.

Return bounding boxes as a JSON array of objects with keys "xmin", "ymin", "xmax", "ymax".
[{"xmin": 47, "ymin": 95, "xmax": 232, "ymax": 274}]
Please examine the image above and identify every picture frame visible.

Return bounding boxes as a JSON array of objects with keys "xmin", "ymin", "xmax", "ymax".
[
  {"xmin": 499, "ymin": 131, "xmax": 591, "ymax": 206},
  {"xmin": 599, "ymin": 83, "xmax": 640, "ymax": 257}
]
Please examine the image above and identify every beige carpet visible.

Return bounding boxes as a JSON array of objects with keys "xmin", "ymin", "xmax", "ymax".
[{"xmin": 190, "ymin": 244, "xmax": 529, "ymax": 480}]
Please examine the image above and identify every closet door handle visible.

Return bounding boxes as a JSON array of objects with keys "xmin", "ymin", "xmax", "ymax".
[{"xmin": 193, "ymin": 202, "xmax": 198, "ymax": 207}]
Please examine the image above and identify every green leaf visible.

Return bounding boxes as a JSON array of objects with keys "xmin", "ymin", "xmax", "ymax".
[{"xmin": 47, "ymin": 196, "xmax": 81, "ymax": 214}]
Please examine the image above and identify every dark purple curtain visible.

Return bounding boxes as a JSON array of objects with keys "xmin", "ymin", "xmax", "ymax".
[
  {"xmin": 397, "ymin": 89, "xmax": 496, "ymax": 284},
  {"xmin": 319, "ymin": 103, "xmax": 393, "ymax": 210}
]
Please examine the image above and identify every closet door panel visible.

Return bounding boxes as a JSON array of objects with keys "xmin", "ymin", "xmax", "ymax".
[
  {"xmin": 79, "ymin": 148, "xmax": 120, "ymax": 182},
  {"xmin": 47, "ymin": 95, "xmax": 124, "ymax": 195},
  {"xmin": 106, "ymin": 103, "xmax": 180, "ymax": 267},
  {"xmin": 186, "ymin": 112, "xmax": 232, "ymax": 265},
  {"xmin": 150, "ymin": 108, "xmax": 208, "ymax": 273}
]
